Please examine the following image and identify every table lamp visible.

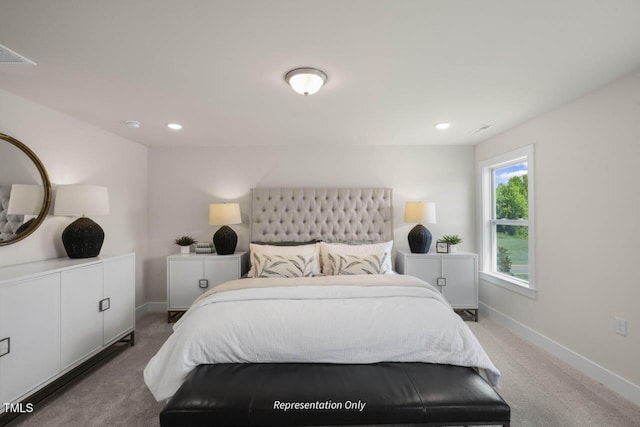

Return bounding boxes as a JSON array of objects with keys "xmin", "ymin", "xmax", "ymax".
[
  {"xmin": 209, "ymin": 203, "xmax": 241, "ymax": 255},
  {"xmin": 54, "ymin": 185, "xmax": 110, "ymax": 258},
  {"xmin": 404, "ymin": 201, "xmax": 436, "ymax": 253}
]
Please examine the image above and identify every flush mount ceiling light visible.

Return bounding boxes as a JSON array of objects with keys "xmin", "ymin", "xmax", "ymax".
[
  {"xmin": 167, "ymin": 123, "xmax": 183, "ymax": 130},
  {"xmin": 285, "ymin": 67, "xmax": 328, "ymax": 96},
  {"xmin": 434, "ymin": 122, "xmax": 451, "ymax": 130}
]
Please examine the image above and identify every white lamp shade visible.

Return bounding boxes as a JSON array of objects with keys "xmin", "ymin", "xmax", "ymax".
[
  {"xmin": 404, "ymin": 201, "xmax": 436, "ymax": 224},
  {"xmin": 54, "ymin": 185, "xmax": 110, "ymax": 216},
  {"xmin": 285, "ymin": 68, "xmax": 327, "ymax": 96},
  {"xmin": 7, "ymin": 184, "xmax": 44, "ymax": 215},
  {"xmin": 209, "ymin": 203, "xmax": 241, "ymax": 226}
]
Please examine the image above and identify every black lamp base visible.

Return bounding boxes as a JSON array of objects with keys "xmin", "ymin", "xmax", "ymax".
[
  {"xmin": 408, "ymin": 224, "xmax": 432, "ymax": 254},
  {"xmin": 213, "ymin": 225, "xmax": 238, "ymax": 255},
  {"xmin": 62, "ymin": 217, "xmax": 105, "ymax": 258}
]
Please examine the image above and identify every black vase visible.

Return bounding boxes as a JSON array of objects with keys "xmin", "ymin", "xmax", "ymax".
[
  {"xmin": 408, "ymin": 224, "xmax": 432, "ymax": 254},
  {"xmin": 62, "ymin": 217, "xmax": 105, "ymax": 258},
  {"xmin": 213, "ymin": 225, "xmax": 237, "ymax": 255}
]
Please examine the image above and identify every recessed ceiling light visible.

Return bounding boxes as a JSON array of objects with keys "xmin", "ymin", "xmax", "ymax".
[
  {"xmin": 434, "ymin": 122, "xmax": 451, "ymax": 130},
  {"xmin": 124, "ymin": 120, "xmax": 141, "ymax": 129},
  {"xmin": 167, "ymin": 123, "xmax": 183, "ymax": 130}
]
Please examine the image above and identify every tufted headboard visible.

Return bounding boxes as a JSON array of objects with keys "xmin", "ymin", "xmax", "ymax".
[
  {"xmin": 0, "ymin": 186, "xmax": 23, "ymax": 242},
  {"xmin": 250, "ymin": 188, "xmax": 393, "ymax": 243}
]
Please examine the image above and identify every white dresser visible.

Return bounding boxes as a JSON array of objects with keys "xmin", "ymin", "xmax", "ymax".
[
  {"xmin": 396, "ymin": 251, "xmax": 478, "ymax": 321},
  {"xmin": 167, "ymin": 252, "xmax": 249, "ymax": 322},
  {"xmin": 0, "ymin": 253, "xmax": 135, "ymax": 411}
]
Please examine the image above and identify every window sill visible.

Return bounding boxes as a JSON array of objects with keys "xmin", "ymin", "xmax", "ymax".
[{"xmin": 479, "ymin": 271, "xmax": 538, "ymax": 299}]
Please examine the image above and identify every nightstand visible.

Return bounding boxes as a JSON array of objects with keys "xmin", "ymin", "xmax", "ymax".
[
  {"xmin": 396, "ymin": 250, "xmax": 478, "ymax": 321},
  {"xmin": 166, "ymin": 252, "xmax": 249, "ymax": 322}
]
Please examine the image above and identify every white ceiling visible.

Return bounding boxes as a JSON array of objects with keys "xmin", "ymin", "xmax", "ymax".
[{"xmin": 1, "ymin": 1, "xmax": 640, "ymax": 148}]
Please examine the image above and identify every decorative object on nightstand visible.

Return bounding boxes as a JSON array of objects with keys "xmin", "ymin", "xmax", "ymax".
[
  {"xmin": 175, "ymin": 236, "xmax": 196, "ymax": 254},
  {"xmin": 194, "ymin": 242, "xmax": 214, "ymax": 254},
  {"xmin": 54, "ymin": 185, "xmax": 110, "ymax": 258},
  {"xmin": 436, "ymin": 241, "xmax": 449, "ymax": 253},
  {"xmin": 404, "ymin": 201, "xmax": 436, "ymax": 253},
  {"xmin": 441, "ymin": 234, "xmax": 462, "ymax": 253},
  {"xmin": 209, "ymin": 203, "xmax": 241, "ymax": 255}
]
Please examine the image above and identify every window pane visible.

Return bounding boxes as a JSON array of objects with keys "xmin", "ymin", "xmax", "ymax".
[
  {"xmin": 493, "ymin": 162, "xmax": 528, "ymax": 220},
  {"xmin": 495, "ymin": 225, "xmax": 528, "ymax": 282}
]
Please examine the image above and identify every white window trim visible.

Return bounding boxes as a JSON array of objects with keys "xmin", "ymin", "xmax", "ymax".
[{"xmin": 478, "ymin": 144, "xmax": 537, "ymax": 299}]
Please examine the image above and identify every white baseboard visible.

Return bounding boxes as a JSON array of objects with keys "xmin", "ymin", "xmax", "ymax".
[
  {"xmin": 480, "ymin": 302, "xmax": 640, "ymax": 407},
  {"xmin": 135, "ymin": 301, "xmax": 167, "ymax": 318}
]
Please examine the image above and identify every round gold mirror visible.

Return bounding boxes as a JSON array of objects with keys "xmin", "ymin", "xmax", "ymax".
[{"xmin": 0, "ymin": 133, "xmax": 52, "ymax": 246}]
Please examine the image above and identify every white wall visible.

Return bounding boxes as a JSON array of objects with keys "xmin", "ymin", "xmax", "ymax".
[
  {"xmin": 0, "ymin": 89, "xmax": 149, "ymax": 306},
  {"xmin": 147, "ymin": 145, "xmax": 475, "ymax": 302},
  {"xmin": 476, "ymin": 71, "xmax": 640, "ymax": 388}
]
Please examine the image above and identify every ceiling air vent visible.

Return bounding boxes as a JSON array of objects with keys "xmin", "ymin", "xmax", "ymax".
[
  {"xmin": 0, "ymin": 43, "xmax": 36, "ymax": 65},
  {"xmin": 472, "ymin": 125, "xmax": 492, "ymax": 134}
]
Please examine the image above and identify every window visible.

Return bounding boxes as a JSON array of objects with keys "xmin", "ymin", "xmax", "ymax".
[{"xmin": 479, "ymin": 145, "xmax": 536, "ymax": 298}]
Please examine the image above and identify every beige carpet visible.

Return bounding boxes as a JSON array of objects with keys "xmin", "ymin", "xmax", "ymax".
[{"xmin": 8, "ymin": 313, "xmax": 640, "ymax": 427}]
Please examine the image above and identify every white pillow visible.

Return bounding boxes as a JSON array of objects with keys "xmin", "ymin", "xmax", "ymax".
[
  {"xmin": 251, "ymin": 253, "xmax": 316, "ymax": 278},
  {"xmin": 320, "ymin": 241, "xmax": 393, "ymax": 275},
  {"xmin": 247, "ymin": 243, "xmax": 320, "ymax": 277},
  {"xmin": 328, "ymin": 253, "xmax": 392, "ymax": 275}
]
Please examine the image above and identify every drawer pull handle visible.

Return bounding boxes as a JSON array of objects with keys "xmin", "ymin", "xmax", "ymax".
[
  {"xmin": 0, "ymin": 337, "xmax": 10, "ymax": 358},
  {"xmin": 436, "ymin": 277, "xmax": 446, "ymax": 287},
  {"xmin": 99, "ymin": 298, "xmax": 111, "ymax": 312},
  {"xmin": 199, "ymin": 279, "xmax": 209, "ymax": 289}
]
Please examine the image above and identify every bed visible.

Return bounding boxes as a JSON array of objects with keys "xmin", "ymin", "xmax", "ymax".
[{"xmin": 145, "ymin": 188, "xmax": 510, "ymax": 426}]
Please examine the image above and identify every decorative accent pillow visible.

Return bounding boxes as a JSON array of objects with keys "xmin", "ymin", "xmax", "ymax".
[
  {"xmin": 320, "ymin": 241, "xmax": 393, "ymax": 275},
  {"xmin": 251, "ymin": 253, "xmax": 316, "ymax": 278},
  {"xmin": 328, "ymin": 253, "xmax": 391, "ymax": 275},
  {"xmin": 247, "ymin": 242, "xmax": 320, "ymax": 277}
]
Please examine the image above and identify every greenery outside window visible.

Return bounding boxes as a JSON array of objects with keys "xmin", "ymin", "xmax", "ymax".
[{"xmin": 479, "ymin": 145, "xmax": 536, "ymax": 298}]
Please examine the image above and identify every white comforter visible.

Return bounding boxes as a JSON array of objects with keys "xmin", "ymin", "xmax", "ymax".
[{"xmin": 144, "ymin": 274, "xmax": 500, "ymax": 401}]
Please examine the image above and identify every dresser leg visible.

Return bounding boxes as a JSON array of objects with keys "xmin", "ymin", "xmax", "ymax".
[{"xmin": 118, "ymin": 331, "xmax": 135, "ymax": 346}]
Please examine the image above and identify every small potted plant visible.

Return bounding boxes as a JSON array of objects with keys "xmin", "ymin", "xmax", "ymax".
[
  {"xmin": 175, "ymin": 236, "xmax": 196, "ymax": 254},
  {"xmin": 441, "ymin": 234, "xmax": 462, "ymax": 253}
]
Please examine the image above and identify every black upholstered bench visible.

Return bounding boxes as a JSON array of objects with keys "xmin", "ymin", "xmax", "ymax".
[{"xmin": 160, "ymin": 362, "xmax": 510, "ymax": 427}]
